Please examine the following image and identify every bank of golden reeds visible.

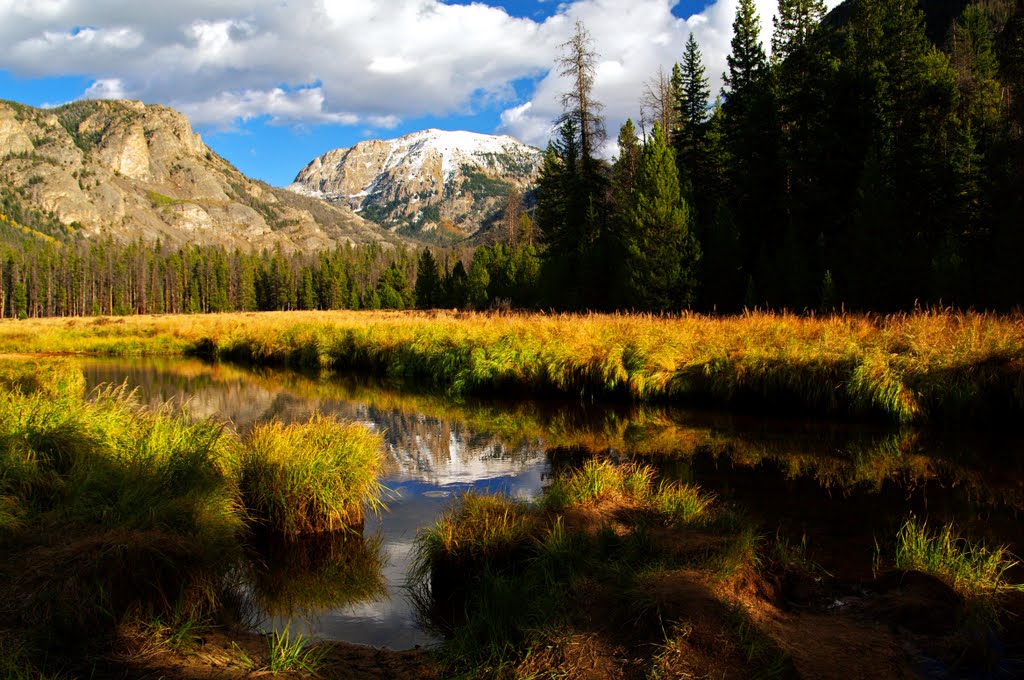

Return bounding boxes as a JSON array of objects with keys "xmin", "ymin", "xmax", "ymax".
[{"xmin": 4, "ymin": 309, "xmax": 1021, "ymax": 424}]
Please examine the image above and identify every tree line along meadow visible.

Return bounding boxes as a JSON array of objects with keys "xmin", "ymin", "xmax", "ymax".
[{"xmin": 1, "ymin": 0, "xmax": 1023, "ymax": 319}]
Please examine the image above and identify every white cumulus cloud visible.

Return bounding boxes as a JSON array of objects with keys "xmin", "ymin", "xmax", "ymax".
[{"xmin": 0, "ymin": 0, "xmax": 843, "ymax": 146}]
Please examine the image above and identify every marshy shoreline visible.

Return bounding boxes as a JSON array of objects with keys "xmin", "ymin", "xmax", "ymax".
[
  {"xmin": 2, "ymin": 310, "xmax": 1023, "ymax": 678},
  {"xmin": 2, "ymin": 308, "xmax": 1023, "ymax": 425}
]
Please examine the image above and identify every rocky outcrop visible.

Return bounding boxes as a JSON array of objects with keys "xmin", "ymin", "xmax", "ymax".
[
  {"xmin": 0, "ymin": 99, "xmax": 394, "ymax": 251},
  {"xmin": 288, "ymin": 129, "xmax": 541, "ymax": 241}
]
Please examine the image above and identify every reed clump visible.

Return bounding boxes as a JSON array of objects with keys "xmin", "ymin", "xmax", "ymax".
[
  {"xmin": 0, "ymin": 384, "xmax": 244, "ymax": 649},
  {"xmin": 412, "ymin": 459, "xmax": 758, "ymax": 677},
  {"xmin": 888, "ymin": 517, "xmax": 1022, "ymax": 600},
  {"xmin": 238, "ymin": 415, "xmax": 385, "ymax": 537},
  {"xmin": 543, "ymin": 458, "xmax": 654, "ymax": 509},
  {"xmin": 412, "ymin": 491, "xmax": 536, "ymax": 587}
]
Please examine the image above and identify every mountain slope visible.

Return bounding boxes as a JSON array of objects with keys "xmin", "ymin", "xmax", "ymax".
[
  {"xmin": 288, "ymin": 129, "xmax": 542, "ymax": 241},
  {"xmin": 0, "ymin": 99, "xmax": 395, "ymax": 251}
]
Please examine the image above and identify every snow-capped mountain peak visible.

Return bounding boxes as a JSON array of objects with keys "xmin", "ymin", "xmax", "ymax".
[{"xmin": 288, "ymin": 129, "xmax": 542, "ymax": 240}]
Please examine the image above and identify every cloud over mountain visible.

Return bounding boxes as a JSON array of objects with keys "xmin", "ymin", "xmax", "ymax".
[{"xmin": 0, "ymin": 1, "xmax": 841, "ymax": 148}]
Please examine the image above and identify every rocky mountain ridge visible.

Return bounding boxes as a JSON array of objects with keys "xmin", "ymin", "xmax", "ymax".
[
  {"xmin": 0, "ymin": 98, "xmax": 394, "ymax": 251},
  {"xmin": 288, "ymin": 129, "xmax": 542, "ymax": 241}
]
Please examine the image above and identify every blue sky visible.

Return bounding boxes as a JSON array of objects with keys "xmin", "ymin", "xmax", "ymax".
[{"xmin": 0, "ymin": 1, "xmax": 838, "ymax": 187}]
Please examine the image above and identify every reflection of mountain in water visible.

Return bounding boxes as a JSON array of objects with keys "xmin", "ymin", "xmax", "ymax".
[
  {"xmin": 76, "ymin": 356, "xmax": 1024, "ymax": 642},
  {"xmin": 80, "ymin": 359, "xmax": 545, "ymax": 486},
  {"xmin": 77, "ymin": 358, "xmax": 1024, "ymax": 504}
]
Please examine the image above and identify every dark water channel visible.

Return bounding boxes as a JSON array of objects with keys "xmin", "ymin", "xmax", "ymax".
[{"xmin": 77, "ymin": 357, "xmax": 1024, "ymax": 650}]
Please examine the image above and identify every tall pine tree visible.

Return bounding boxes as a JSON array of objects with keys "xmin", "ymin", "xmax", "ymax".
[
  {"xmin": 620, "ymin": 122, "xmax": 700, "ymax": 311},
  {"xmin": 722, "ymin": 0, "xmax": 784, "ymax": 305}
]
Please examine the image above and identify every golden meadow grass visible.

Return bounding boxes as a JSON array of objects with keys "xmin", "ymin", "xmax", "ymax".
[{"xmin": 2, "ymin": 309, "xmax": 1022, "ymax": 423}]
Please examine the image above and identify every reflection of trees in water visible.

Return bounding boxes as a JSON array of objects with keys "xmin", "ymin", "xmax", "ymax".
[{"xmin": 78, "ymin": 358, "xmax": 1024, "ymax": 513}]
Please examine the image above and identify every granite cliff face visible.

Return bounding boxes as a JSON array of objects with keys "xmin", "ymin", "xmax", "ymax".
[
  {"xmin": 288, "ymin": 129, "xmax": 542, "ymax": 240},
  {"xmin": 0, "ymin": 99, "xmax": 393, "ymax": 251}
]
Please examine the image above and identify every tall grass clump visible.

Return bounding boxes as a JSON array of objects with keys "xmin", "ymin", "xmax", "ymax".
[
  {"xmin": 888, "ymin": 517, "xmax": 1023, "ymax": 599},
  {"xmin": 544, "ymin": 458, "xmax": 654, "ymax": 510},
  {"xmin": 262, "ymin": 623, "xmax": 328, "ymax": 674},
  {"xmin": 653, "ymin": 482, "xmax": 716, "ymax": 525},
  {"xmin": 0, "ymin": 362, "xmax": 246, "ymax": 656},
  {"xmin": 238, "ymin": 415, "xmax": 384, "ymax": 537},
  {"xmin": 412, "ymin": 495, "xmax": 579, "ymax": 677},
  {"xmin": 412, "ymin": 491, "xmax": 536, "ymax": 588}
]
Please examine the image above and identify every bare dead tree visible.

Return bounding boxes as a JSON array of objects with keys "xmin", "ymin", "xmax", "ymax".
[
  {"xmin": 640, "ymin": 65, "xmax": 677, "ymax": 141},
  {"xmin": 558, "ymin": 20, "xmax": 607, "ymax": 165},
  {"xmin": 502, "ymin": 186, "xmax": 523, "ymax": 245}
]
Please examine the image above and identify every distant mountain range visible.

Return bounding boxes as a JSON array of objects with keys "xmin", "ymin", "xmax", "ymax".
[
  {"xmin": 0, "ymin": 99, "xmax": 543, "ymax": 251},
  {"xmin": 288, "ymin": 129, "xmax": 542, "ymax": 242},
  {"xmin": 0, "ymin": 99, "xmax": 395, "ymax": 251}
]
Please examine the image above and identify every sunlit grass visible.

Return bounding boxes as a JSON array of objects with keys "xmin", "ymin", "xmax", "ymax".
[
  {"xmin": 238, "ymin": 415, "xmax": 385, "ymax": 536},
  {"xmin": 263, "ymin": 622, "xmax": 328, "ymax": 674},
  {"xmin": 888, "ymin": 517, "xmax": 1023, "ymax": 599},
  {"xmin": 544, "ymin": 458, "xmax": 655, "ymax": 509},
  {"xmin": 653, "ymin": 481, "xmax": 717, "ymax": 525},
  {"xmin": 411, "ymin": 458, "xmax": 755, "ymax": 677},
  {"xmin": 412, "ymin": 491, "xmax": 536, "ymax": 585},
  {"xmin": 2, "ymin": 308, "xmax": 1023, "ymax": 423}
]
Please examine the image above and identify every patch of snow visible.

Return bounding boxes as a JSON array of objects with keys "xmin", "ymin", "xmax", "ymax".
[{"xmin": 286, "ymin": 182, "xmax": 325, "ymax": 199}]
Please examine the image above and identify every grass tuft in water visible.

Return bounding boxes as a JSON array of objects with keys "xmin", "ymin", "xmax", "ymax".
[
  {"xmin": 653, "ymin": 481, "xmax": 716, "ymax": 525},
  {"xmin": 544, "ymin": 458, "xmax": 654, "ymax": 509},
  {"xmin": 238, "ymin": 415, "xmax": 385, "ymax": 537},
  {"xmin": 412, "ymin": 491, "xmax": 535, "ymax": 588},
  {"xmin": 889, "ymin": 516, "xmax": 1022, "ymax": 598}
]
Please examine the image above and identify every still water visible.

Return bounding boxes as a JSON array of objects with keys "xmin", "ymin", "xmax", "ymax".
[{"xmin": 77, "ymin": 357, "xmax": 1024, "ymax": 650}]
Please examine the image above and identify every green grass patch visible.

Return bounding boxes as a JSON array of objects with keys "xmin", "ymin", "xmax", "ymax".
[
  {"xmin": 886, "ymin": 516, "xmax": 1023, "ymax": 599},
  {"xmin": 238, "ymin": 415, "xmax": 385, "ymax": 536},
  {"xmin": 0, "ymin": 358, "xmax": 389, "ymax": 672},
  {"xmin": 412, "ymin": 491, "xmax": 535, "ymax": 589},
  {"xmin": 263, "ymin": 623, "xmax": 328, "ymax": 674},
  {"xmin": 653, "ymin": 481, "xmax": 717, "ymax": 525},
  {"xmin": 411, "ymin": 459, "xmax": 757, "ymax": 677},
  {"xmin": 543, "ymin": 458, "xmax": 654, "ymax": 509},
  {"xmin": 146, "ymin": 189, "xmax": 181, "ymax": 209}
]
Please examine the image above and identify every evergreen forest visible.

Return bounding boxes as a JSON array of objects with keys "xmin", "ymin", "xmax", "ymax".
[{"xmin": 1, "ymin": 0, "xmax": 1022, "ymax": 318}]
